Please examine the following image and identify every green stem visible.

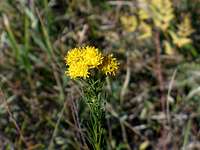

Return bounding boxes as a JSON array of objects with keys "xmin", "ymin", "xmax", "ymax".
[
  {"xmin": 3, "ymin": 15, "xmax": 20, "ymax": 62},
  {"xmin": 84, "ymin": 78, "xmax": 106, "ymax": 150}
]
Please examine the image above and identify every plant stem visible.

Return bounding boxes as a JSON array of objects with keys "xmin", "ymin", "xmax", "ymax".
[
  {"xmin": 3, "ymin": 15, "xmax": 20, "ymax": 62},
  {"xmin": 154, "ymin": 31, "xmax": 167, "ymax": 150},
  {"xmin": 154, "ymin": 31, "xmax": 165, "ymax": 112},
  {"xmin": 84, "ymin": 79, "xmax": 106, "ymax": 150}
]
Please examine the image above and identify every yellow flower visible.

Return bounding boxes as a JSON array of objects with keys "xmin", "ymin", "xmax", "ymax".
[
  {"xmin": 83, "ymin": 46, "xmax": 103, "ymax": 68},
  {"xmin": 177, "ymin": 15, "xmax": 194, "ymax": 38},
  {"xmin": 168, "ymin": 15, "xmax": 194, "ymax": 48},
  {"xmin": 150, "ymin": 0, "xmax": 174, "ymax": 31},
  {"xmin": 138, "ymin": 9, "xmax": 149, "ymax": 20},
  {"xmin": 66, "ymin": 62, "xmax": 89, "ymax": 79},
  {"xmin": 138, "ymin": 22, "xmax": 152, "ymax": 40},
  {"xmin": 64, "ymin": 46, "xmax": 103, "ymax": 79},
  {"xmin": 64, "ymin": 46, "xmax": 119, "ymax": 79},
  {"xmin": 164, "ymin": 41, "xmax": 174, "ymax": 55},
  {"xmin": 99, "ymin": 54, "xmax": 119, "ymax": 76},
  {"xmin": 170, "ymin": 31, "xmax": 192, "ymax": 48},
  {"xmin": 120, "ymin": 15, "xmax": 138, "ymax": 32},
  {"xmin": 65, "ymin": 47, "xmax": 83, "ymax": 66}
]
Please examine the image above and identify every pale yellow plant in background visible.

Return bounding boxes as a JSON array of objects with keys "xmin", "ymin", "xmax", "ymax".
[
  {"xmin": 119, "ymin": 0, "xmax": 195, "ymax": 55},
  {"xmin": 138, "ymin": 22, "xmax": 152, "ymax": 40},
  {"xmin": 170, "ymin": 15, "xmax": 194, "ymax": 48},
  {"xmin": 150, "ymin": 0, "xmax": 174, "ymax": 31},
  {"xmin": 120, "ymin": 15, "xmax": 138, "ymax": 32}
]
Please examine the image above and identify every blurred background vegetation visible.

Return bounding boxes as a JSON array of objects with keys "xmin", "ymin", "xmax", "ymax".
[{"xmin": 0, "ymin": 0, "xmax": 200, "ymax": 149}]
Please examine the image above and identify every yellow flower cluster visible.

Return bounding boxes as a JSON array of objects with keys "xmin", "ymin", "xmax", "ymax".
[
  {"xmin": 120, "ymin": 15, "xmax": 138, "ymax": 33},
  {"xmin": 64, "ymin": 46, "xmax": 119, "ymax": 79},
  {"xmin": 170, "ymin": 15, "xmax": 194, "ymax": 47},
  {"xmin": 150, "ymin": 0, "xmax": 174, "ymax": 31},
  {"xmin": 99, "ymin": 54, "xmax": 119, "ymax": 76}
]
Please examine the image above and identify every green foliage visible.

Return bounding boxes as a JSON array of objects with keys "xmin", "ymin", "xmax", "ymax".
[{"xmin": 82, "ymin": 79, "xmax": 106, "ymax": 150}]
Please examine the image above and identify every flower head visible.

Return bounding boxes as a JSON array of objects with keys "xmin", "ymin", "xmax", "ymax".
[
  {"xmin": 177, "ymin": 15, "xmax": 194, "ymax": 37},
  {"xmin": 150, "ymin": 0, "xmax": 174, "ymax": 31},
  {"xmin": 120, "ymin": 15, "xmax": 138, "ymax": 32},
  {"xmin": 99, "ymin": 54, "xmax": 119, "ymax": 76},
  {"xmin": 138, "ymin": 22, "xmax": 152, "ymax": 40},
  {"xmin": 83, "ymin": 46, "xmax": 103, "ymax": 68},
  {"xmin": 66, "ymin": 62, "xmax": 89, "ymax": 79},
  {"xmin": 65, "ymin": 47, "xmax": 83, "ymax": 66},
  {"xmin": 64, "ymin": 46, "xmax": 119, "ymax": 79},
  {"xmin": 64, "ymin": 46, "xmax": 103, "ymax": 79}
]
